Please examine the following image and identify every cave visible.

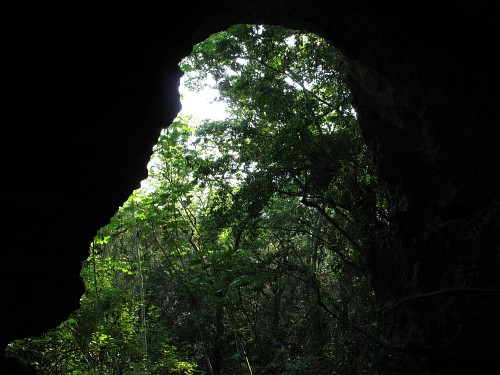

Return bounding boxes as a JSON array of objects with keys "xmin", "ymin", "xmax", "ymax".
[{"xmin": 3, "ymin": 1, "xmax": 499, "ymax": 373}]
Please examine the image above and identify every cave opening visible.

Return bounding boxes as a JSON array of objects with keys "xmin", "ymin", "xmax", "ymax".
[
  {"xmin": 5, "ymin": 24, "xmax": 403, "ymax": 374},
  {"xmin": 3, "ymin": 3, "xmax": 500, "ymax": 374}
]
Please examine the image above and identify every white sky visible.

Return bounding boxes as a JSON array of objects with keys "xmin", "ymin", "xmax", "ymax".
[{"xmin": 177, "ymin": 76, "xmax": 228, "ymax": 121}]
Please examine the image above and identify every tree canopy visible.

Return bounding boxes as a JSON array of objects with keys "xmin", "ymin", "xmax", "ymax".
[{"xmin": 6, "ymin": 24, "xmax": 391, "ymax": 374}]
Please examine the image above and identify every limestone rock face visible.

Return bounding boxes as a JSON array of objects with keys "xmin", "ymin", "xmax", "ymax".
[{"xmin": 3, "ymin": 1, "xmax": 499, "ymax": 373}]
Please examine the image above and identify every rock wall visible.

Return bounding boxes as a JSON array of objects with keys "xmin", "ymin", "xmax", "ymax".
[{"xmin": 3, "ymin": 1, "xmax": 499, "ymax": 373}]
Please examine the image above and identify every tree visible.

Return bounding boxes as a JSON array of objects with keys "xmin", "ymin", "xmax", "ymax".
[{"xmin": 179, "ymin": 24, "xmax": 390, "ymax": 373}]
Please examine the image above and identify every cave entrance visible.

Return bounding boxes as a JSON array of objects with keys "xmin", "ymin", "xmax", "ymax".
[{"xmin": 7, "ymin": 24, "xmax": 393, "ymax": 374}]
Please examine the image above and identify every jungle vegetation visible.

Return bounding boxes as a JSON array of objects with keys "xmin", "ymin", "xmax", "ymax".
[{"xmin": 6, "ymin": 25, "xmax": 391, "ymax": 374}]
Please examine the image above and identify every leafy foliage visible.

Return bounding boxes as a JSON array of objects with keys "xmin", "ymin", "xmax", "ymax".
[{"xmin": 6, "ymin": 25, "xmax": 390, "ymax": 374}]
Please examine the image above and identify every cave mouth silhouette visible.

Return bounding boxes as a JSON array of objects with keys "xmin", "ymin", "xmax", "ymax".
[
  {"xmin": 5, "ymin": 25, "xmax": 390, "ymax": 371},
  {"xmin": 3, "ymin": 4, "xmax": 500, "ymax": 374}
]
